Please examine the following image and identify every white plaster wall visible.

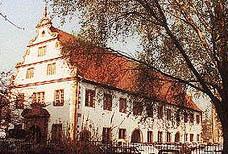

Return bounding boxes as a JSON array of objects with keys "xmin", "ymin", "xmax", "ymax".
[{"xmin": 78, "ymin": 82, "xmax": 202, "ymax": 143}]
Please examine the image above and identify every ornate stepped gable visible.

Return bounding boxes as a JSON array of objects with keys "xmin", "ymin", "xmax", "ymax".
[{"xmin": 27, "ymin": 24, "xmax": 202, "ymax": 112}]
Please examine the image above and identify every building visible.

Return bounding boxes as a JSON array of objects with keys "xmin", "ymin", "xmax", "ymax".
[{"xmin": 12, "ymin": 9, "xmax": 202, "ymax": 144}]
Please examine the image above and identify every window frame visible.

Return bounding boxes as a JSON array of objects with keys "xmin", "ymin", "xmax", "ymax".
[
  {"xmin": 85, "ymin": 89, "xmax": 95, "ymax": 107},
  {"xmin": 103, "ymin": 93, "xmax": 112, "ymax": 111},
  {"xmin": 119, "ymin": 98, "xmax": 127, "ymax": 113},
  {"xmin": 47, "ymin": 63, "xmax": 56, "ymax": 75},
  {"xmin": 53, "ymin": 89, "xmax": 64, "ymax": 106},
  {"xmin": 26, "ymin": 67, "xmax": 34, "ymax": 79},
  {"xmin": 38, "ymin": 46, "xmax": 46, "ymax": 57}
]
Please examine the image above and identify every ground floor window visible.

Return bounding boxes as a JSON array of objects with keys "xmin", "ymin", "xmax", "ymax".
[
  {"xmin": 102, "ymin": 127, "xmax": 112, "ymax": 143},
  {"xmin": 166, "ymin": 132, "xmax": 171, "ymax": 143},
  {"xmin": 190, "ymin": 134, "xmax": 194, "ymax": 142},
  {"xmin": 80, "ymin": 130, "xmax": 91, "ymax": 141},
  {"xmin": 175, "ymin": 132, "xmax": 180, "ymax": 142},
  {"xmin": 131, "ymin": 129, "xmax": 142, "ymax": 143},
  {"xmin": 119, "ymin": 129, "xmax": 126, "ymax": 139},
  {"xmin": 51, "ymin": 124, "xmax": 62, "ymax": 143},
  {"xmin": 158, "ymin": 131, "xmax": 163, "ymax": 143},
  {"xmin": 147, "ymin": 131, "xmax": 153, "ymax": 143}
]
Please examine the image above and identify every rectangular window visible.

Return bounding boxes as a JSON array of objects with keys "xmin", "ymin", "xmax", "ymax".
[
  {"xmin": 54, "ymin": 89, "xmax": 64, "ymax": 106},
  {"xmin": 51, "ymin": 124, "xmax": 62, "ymax": 143},
  {"xmin": 176, "ymin": 112, "xmax": 180, "ymax": 123},
  {"xmin": 197, "ymin": 134, "xmax": 200, "ymax": 142},
  {"xmin": 190, "ymin": 113, "xmax": 194, "ymax": 123},
  {"xmin": 133, "ymin": 102, "xmax": 143, "ymax": 116},
  {"xmin": 26, "ymin": 67, "xmax": 34, "ymax": 79},
  {"xmin": 32, "ymin": 92, "xmax": 45, "ymax": 104},
  {"xmin": 147, "ymin": 131, "xmax": 153, "ymax": 143},
  {"xmin": 185, "ymin": 134, "xmax": 188, "ymax": 142},
  {"xmin": 47, "ymin": 63, "xmax": 56, "ymax": 75},
  {"xmin": 102, "ymin": 127, "xmax": 111, "ymax": 143},
  {"xmin": 167, "ymin": 132, "xmax": 171, "ymax": 143},
  {"xmin": 184, "ymin": 112, "xmax": 188, "ymax": 123},
  {"xmin": 119, "ymin": 98, "xmax": 127, "ymax": 113},
  {"xmin": 158, "ymin": 131, "xmax": 163, "ymax": 143},
  {"xmin": 16, "ymin": 93, "xmax": 24, "ymax": 109},
  {"xmin": 119, "ymin": 129, "xmax": 126, "ymax": 139},
  {"xmin": 190, "ymin": 134, "xmax": 194, "ymax": 142},
  {"xmin": 38, "ymin": 46, "xmax": 46, "ymax": 56},
  {"xmin": 103, "ymin": 94, "xmax": 112, "ymax": 111},
  {"xmin": 85, "ymin": 89, "xmax": 95, "ymax": 107},
  {"xmin": 146, "ymin": 104, "xmax": 153, "ymax": 117},
  {"xmin": 158, "ymin": 105, "xmax": 163, "ymax": 119},
  {"xmin": 167, "ymin": 109, "xmax": 172, "ymax": 120},
  {"xmin": 196, "ymin": 115, "xmax": 200, "ymax": 124}
]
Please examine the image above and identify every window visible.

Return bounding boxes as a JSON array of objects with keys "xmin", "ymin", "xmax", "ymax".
[
  {"xmin": 38, "ymin": 46, "xmax": 46, "ymax": 56},
  {"xmin": 54, "ymin": 89, "xmax": 64, "ymax": 106},
  {"xmin": 176, "ymin": 112, "xmax": 180, "ymax": 123},
  {"xmin": 184, "ymin": 112, "xmax": 188, "ymax": 123},
  {"xmin": 47, "ymin": 63, "xmax": 56, "ymax": 75},
  {"xmin": 103, "ymin": 94, "xmax": 112, "ymax": 111},
  {"xmin": 158, "ymin": 105, "xmax": 163, "ymax": 119},
  {"xmin": 167, "ymin": 132, "xmax": 171, "ymax": 143},
  {"xmin": 167, "ymin": 109, "xmax": 172, "ymax": 120},
  {"xmin": 190, "ymin": 134, "xmax": 194, "ymax": 142},
  {"xmin": 133, "ymin": 102, "xmax": 143, "ymax": 116},
  {"xmin": 16, "ymin": 93, "xmax": 24, "ymax": 109},
  {"xmin": 119, "ymin": 129, "xmax": 126, "ymax": 139},
  {"xmin": 119, "ymin": 98, "xmax": 127, "ymax": 113},
  {"xmin": 175, "ymin": 132, "xmax": 180, "ymax": 142},
  {"xmin": 147, "ymin": 131, "xmax": 153, "ymax": 143},
  {"xmin": 102, "ymin": 127, "xmax": 111, "ymax": 143},
  {"xmin": 197, "ymin": 134, "xmax": 200, "ymax": 142},
  {"xmin": 196, "ymin": 115, "xmax": 200, "ymax": 124},
  {"xmin": 184, "ymin": 134, "xmax": 188, "ymax": 142},
  {"xmin": 146, "ymin": 104, "xmax": 153, "ymax": 117},
  {"xmin": 85, "ymin": 89, "xmax": 95, "ymax": 107},
  {"xmin": 189, "ymin": 113, "xmax": 194, "ymax": 123},
  {"xmin": 51, "ymin": 124, "xmax": 62, "ymax": 143},
  {"xmin": 158, "ymin": 131, "xmax": 163, "ymax": 143},
  {"xmin": 32, "ymin": 92, "xmax": 45, "ymax": 104},
  {"xmin": 26, "ymin": 67, "xmax": 34, "ymax": 79}
]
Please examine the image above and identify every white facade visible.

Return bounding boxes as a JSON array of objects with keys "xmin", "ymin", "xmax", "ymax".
[{"xmin": 13, "ymin": 12, "xmax": 202, "ymax": 144}]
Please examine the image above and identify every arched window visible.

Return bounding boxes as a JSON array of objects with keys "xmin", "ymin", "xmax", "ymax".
[
  {"xmin": 175, "ymin": 132, "xmax": 180, "ymax": 142},
  {"xmin": 131, "ymin": 129, "xmax": 142, "ymax": 143},
  {"xmin": 79, "ymin": 130, "xmax": 91, "ymax": 142}
]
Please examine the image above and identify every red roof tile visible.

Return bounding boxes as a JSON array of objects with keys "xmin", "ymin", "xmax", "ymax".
[{"xmin": 50, "ymin": 26, "xmax": 201, "ymax": 112}]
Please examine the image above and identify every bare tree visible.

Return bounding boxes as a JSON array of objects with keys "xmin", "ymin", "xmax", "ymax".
[{"xmin": 48, "ymin": 0, "xmax": 228, "ymax": 153}]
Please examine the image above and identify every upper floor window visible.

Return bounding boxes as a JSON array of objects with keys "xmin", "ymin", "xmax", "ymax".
[
  {"xmin": 103, "ymin": 94, "xmax": 112, "ymax": 111},
  {"xmin": 184, "ymin": 134, "xmax": 188, "ymax": 142},
  {"xmin": 133, "ymin": 102, "xmax": 143, "ymax": 116},
  {"xmin": 85, "ymin": 89, "xmax": 95, "ymax": 107},
  {"xmin": 184, "ymin": 112, "xmax": 188, "ymax": 123},
  {"xmin": 16, "ymin": 93, "xmax": 24, "ymax": 109},
  {"xmin": 47, "ymin": 63, "xmax": 56, "ymax": 75},
  {"xmin": 196, "ymin": 115, "xmax": 200, "ymax": 124},
  {"xmin": 54, "ymin": 89, "xmax": 64, "ymax": 106},
  {"xmin": 189, "ymin": 113, "xmax": 194, "ymax": 123},
  {"xmin": 197, "ymin": 134, "xmax": 200, "ymax": 142},
  {"xmin": 119, "ymin": 98, "xmax": 127, "ymax": 113},
  {"xmin": 32, "ymin": 92, "xmax": 45, "ymax": 104},
  {"xmin": 26, "ymin": 67, "xmax": 34, "ymax": 79},
  {"xmin": 38, "ymin": 46, "xmax": 46, "ymax": 56},
  {"xmin": 167, "ymin": 109, "xmax": 172, "ymax": 120},
  {"xmin": 158, "ymin": 105, "xmax": 163, "ymax": 119},
  {"xmin": 146, "ymin": 104, "xmax": 153, "ymax": 118},
  {"xmin": 119, "ymin": 129, "xmax": 126, "ymax": 139}
]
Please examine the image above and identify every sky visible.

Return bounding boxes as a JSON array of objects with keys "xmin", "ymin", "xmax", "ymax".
[
  {"xmin": 0, "ymin": 0, "xmax": 211, "ymax": 112},
  {"xmin": 0, "ymin": 0, "xmax": 141, "ymax": 71}
]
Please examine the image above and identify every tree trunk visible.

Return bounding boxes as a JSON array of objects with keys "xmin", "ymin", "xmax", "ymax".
[{"xmin": 216, "ymin": 100, "xmax": 228, "ymax": 154}]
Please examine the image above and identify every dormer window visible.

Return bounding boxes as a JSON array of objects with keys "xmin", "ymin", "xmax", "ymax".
[
  {"xmin": 38, "ymin": 46, "xmax": 46, "ymax": 56},
  {"xmin": 41, "ymin": 30, "xmax": 45, "ymax": 37}
]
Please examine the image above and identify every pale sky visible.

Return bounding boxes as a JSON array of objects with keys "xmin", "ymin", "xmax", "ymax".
[{"xmin": 0, "ymin": 0, "xmax": 141, "ymax": 71}]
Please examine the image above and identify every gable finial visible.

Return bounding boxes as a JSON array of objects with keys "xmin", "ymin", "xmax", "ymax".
[{"xmin": 44, "ymin": 3, "xmax": 48, "ymax": 17}]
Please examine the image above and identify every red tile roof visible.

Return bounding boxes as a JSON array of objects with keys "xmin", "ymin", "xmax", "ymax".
[{"xmin": 51, "ymin": 26, "xmax": 201, "ymax": 112}]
